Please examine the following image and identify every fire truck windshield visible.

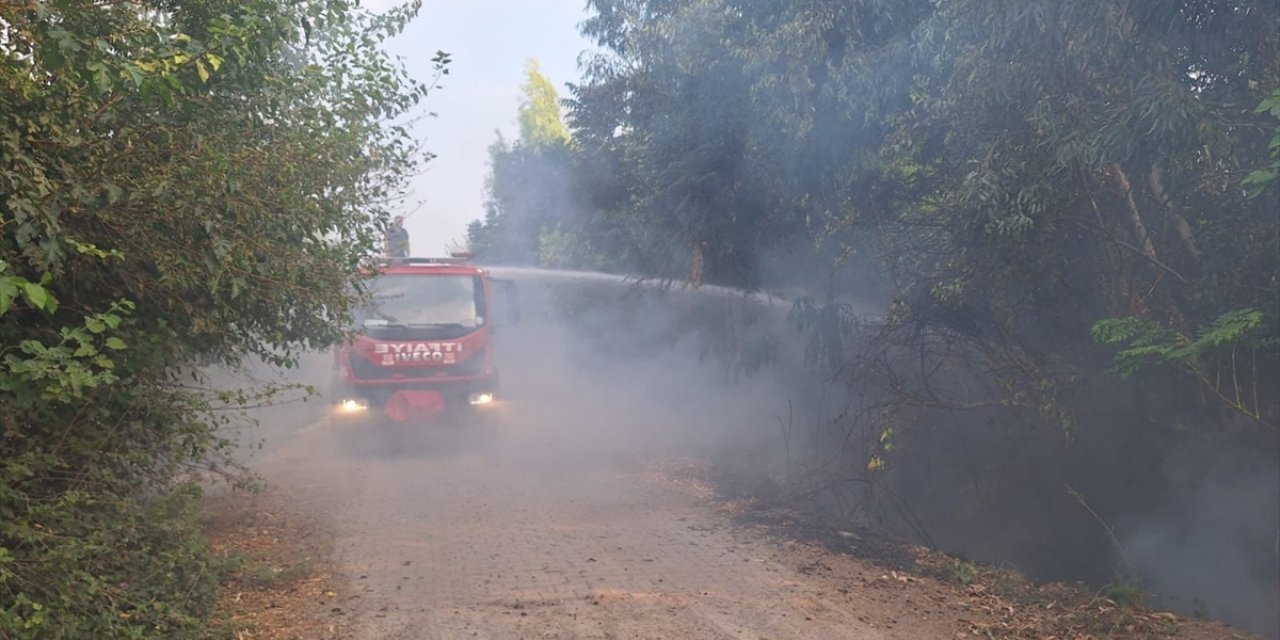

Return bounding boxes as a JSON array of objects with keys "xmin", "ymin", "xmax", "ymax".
[{"xmin": 359, "ymin": 274, "xmax": 486, "ymax": 335}]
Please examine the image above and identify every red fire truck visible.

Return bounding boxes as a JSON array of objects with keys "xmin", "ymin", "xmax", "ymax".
[{"xmin": 330, "ymin": 254, "xmax": 517, "ymax": 425}]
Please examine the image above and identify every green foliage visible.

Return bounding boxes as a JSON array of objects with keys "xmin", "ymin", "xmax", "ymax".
[
  {"xmin": 1091, "ymin": 317, "xmax": 1195, "ymax": 379},
  {"xmin": 572, "ymin": 0, "xmax": 796, "ymax": 288},
  {"xmin": 559, "ymin": 2, "xmax": 1278, "ymax": 622},
  {"xmin": 1092, "ymin": 309, "xmax": 1277, "ymax": 423},
  {"xmin": 1102, "ymin": 579, "xmax": 1148, "ymax": 609},
  {"xmin": 0, "ymin": 262, "xmax": 54, "ymax": 317},
  {"xmin": 519, "ymin": 58, "xmax": 572, "ymax": 149},
  {"xmin": 789, "ymin": 296, "xmax": 857, "ymax": 376},
  {"xmin": 568, "ymin": 0, "xmax": 1279, "ymax": 429},
  {"xmin": 948, "ymin": 559, "xmax": 979, "ymax": 586},
  {"xmin": 1, "ymin": 0, "xmax": 444, "ymax": 636},
  {"xmin": 0, "ymin": 491, "xmax": 227, "ymax": 639},
  {"xmin": 470, "ymin": 133, "xmax": 580, "ymax": 265},
  {"xmin": 469, "ymin": 67, "xmax": 613, "ymax": 269},
  {"xmin": 1243, "ymin": 89, "xmax": 1280, "ymax": 197},
  {"xmin": 537, "ymin": 223, "xmax": 605, "ymax": 270},
  {"xmin": 1092, "ymin": 309, "xmax": 1271, "ymax": 378}
]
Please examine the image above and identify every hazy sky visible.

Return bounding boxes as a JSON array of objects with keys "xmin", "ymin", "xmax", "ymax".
[{"xmin": 364, "ymin": 0, "xmax": 597, "ymax": 255}]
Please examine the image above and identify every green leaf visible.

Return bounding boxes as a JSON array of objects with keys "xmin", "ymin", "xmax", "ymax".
[
  {"xmin": 1254, "ymin": 89, "xmax": 1280, "ymax": 117},
  {"xmin": 0, "ymin": 278, "xmax": 16, "ymax": 316},
  {"xmin": 124, "ymin": 63, "xmax": 145, "ymax": 88},
  {"xmin": 104, "ymin": 337, "xmax": 127, "ymax": 351},
  {"xmin": 1243, "ymin": 168, "xmax": 1276, "ymax": 198},
  {"xmin": 20, "ymin": 283, "xmax": 50, "ymax": 311},
  {"xmin": 1194, "ymin": 309, "xmax": 1264, "ymax": 351},
  {"xmin": 90, "ymin": 62, "xmax": 113, "ymax": 94}
]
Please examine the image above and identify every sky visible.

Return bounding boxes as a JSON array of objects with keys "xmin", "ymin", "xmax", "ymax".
[{"xmin": 363, "ymin": 0, "xmax": 599, "ymax": 255}]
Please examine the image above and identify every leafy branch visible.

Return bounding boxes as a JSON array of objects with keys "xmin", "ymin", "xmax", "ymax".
[
  {"xmin": 1092, "ymin": 309, "xmax": 1278, "ymax": 426},
  {"xmin": 1243, "ymin": 89, "xmax": 1280, "ymax": 198}
]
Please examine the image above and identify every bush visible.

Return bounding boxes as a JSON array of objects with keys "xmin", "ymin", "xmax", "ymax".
[{"xmin": 0, "ymin": 1, "xmax": 446, "ymax": 636}]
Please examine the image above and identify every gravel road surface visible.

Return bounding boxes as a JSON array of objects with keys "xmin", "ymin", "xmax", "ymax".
[{"xmin": 241, "ymin": 322, "xmax": 955, "ymax": 640}]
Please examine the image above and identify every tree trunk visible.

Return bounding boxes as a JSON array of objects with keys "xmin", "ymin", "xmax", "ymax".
[
  {"xmin": 1149, "ymin": 164, "xmax": 1202, "ymax": 261},
  {"xmin": 687, "ymin": 242, "xmax": 704, "ymax": 288},
  {"xmin": 1106, "ymin": 162, "xmax": 1158, "ymax": 261}
]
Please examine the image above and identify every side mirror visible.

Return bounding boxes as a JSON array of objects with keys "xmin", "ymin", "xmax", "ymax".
[{"xmin": 490, "ymin": 278, "xmax": 521, "ymax": 327}]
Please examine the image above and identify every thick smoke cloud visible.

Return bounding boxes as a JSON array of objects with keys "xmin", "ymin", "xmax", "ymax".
[{"xmin": 213, "ymin": 267, "xmax": 1277, "ymax": 638}]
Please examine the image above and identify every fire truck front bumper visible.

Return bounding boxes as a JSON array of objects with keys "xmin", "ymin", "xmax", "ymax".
[{"xmin": 333, "ymin": 376, "xmax": 498, "ymax": 424}]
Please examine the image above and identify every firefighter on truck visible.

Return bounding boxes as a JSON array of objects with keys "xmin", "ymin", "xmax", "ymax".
[
  {"xmin": 385, "ymin": 215, "xmax": 410, "ymax": 258},
  {"xmin": 330, "ymin": 223, "xmax": 517, "ymax": 426}
]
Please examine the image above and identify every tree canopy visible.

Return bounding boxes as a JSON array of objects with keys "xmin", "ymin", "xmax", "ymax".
[
  {"xmin": 472, "ymin": 0, "xmax": 1279, "ymax": 631},
  {"xmin": 518, "ymin": 58, "xmax": 572, "ymax": 149},
  {"xmin": 468, "ymin": 59, "xmax": 597, "ymax": 268}
]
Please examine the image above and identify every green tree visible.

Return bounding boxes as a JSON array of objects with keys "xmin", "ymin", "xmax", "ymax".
[
  {"xmin": 571, "ymin": 0, "xmax": 1279, "ymax": 423},
  {"xmin": 566, "ymin": 0, "xmax": 1279, "ymax": 630},
  {"xmin": 519, "ymin": 58, "xmax": 572, "ymax": 148},
  {"xmin": 0, "ymin": 1, "xmax": 447, "ymax": 636},
  {"xmin": 470, "ymin": 60, "xmax": 605, "ymax": 268}
]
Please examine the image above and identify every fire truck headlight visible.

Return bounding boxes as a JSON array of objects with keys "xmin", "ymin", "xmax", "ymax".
[
  {"xmin": 468, "ymin": 392, "xmax": 495, "ymax": 406},
  {"xmin": 338, "ymin": 398, "xmax": 369, "ymax": 413}
]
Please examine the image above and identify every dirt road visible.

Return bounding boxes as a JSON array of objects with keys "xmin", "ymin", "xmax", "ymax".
[
  {"xmin": 238, "ymin": 315, "xmax": 967, "ymax": 639},
  {"xmin": 250, "ymin": 406, "xmax": 971, "ymax": 640}
]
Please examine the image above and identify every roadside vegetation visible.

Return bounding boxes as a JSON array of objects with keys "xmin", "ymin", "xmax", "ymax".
[
  {"xmin": 201, "ymin": 490, "xmax": 348, "ymax": 640},
  {"xmin": 469, "ymin": 1, "xmax": 1279, "ymax": 634},
  {"xmin": 0, "ymin": 1, "xmax": 443, "ymax": 637}
]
